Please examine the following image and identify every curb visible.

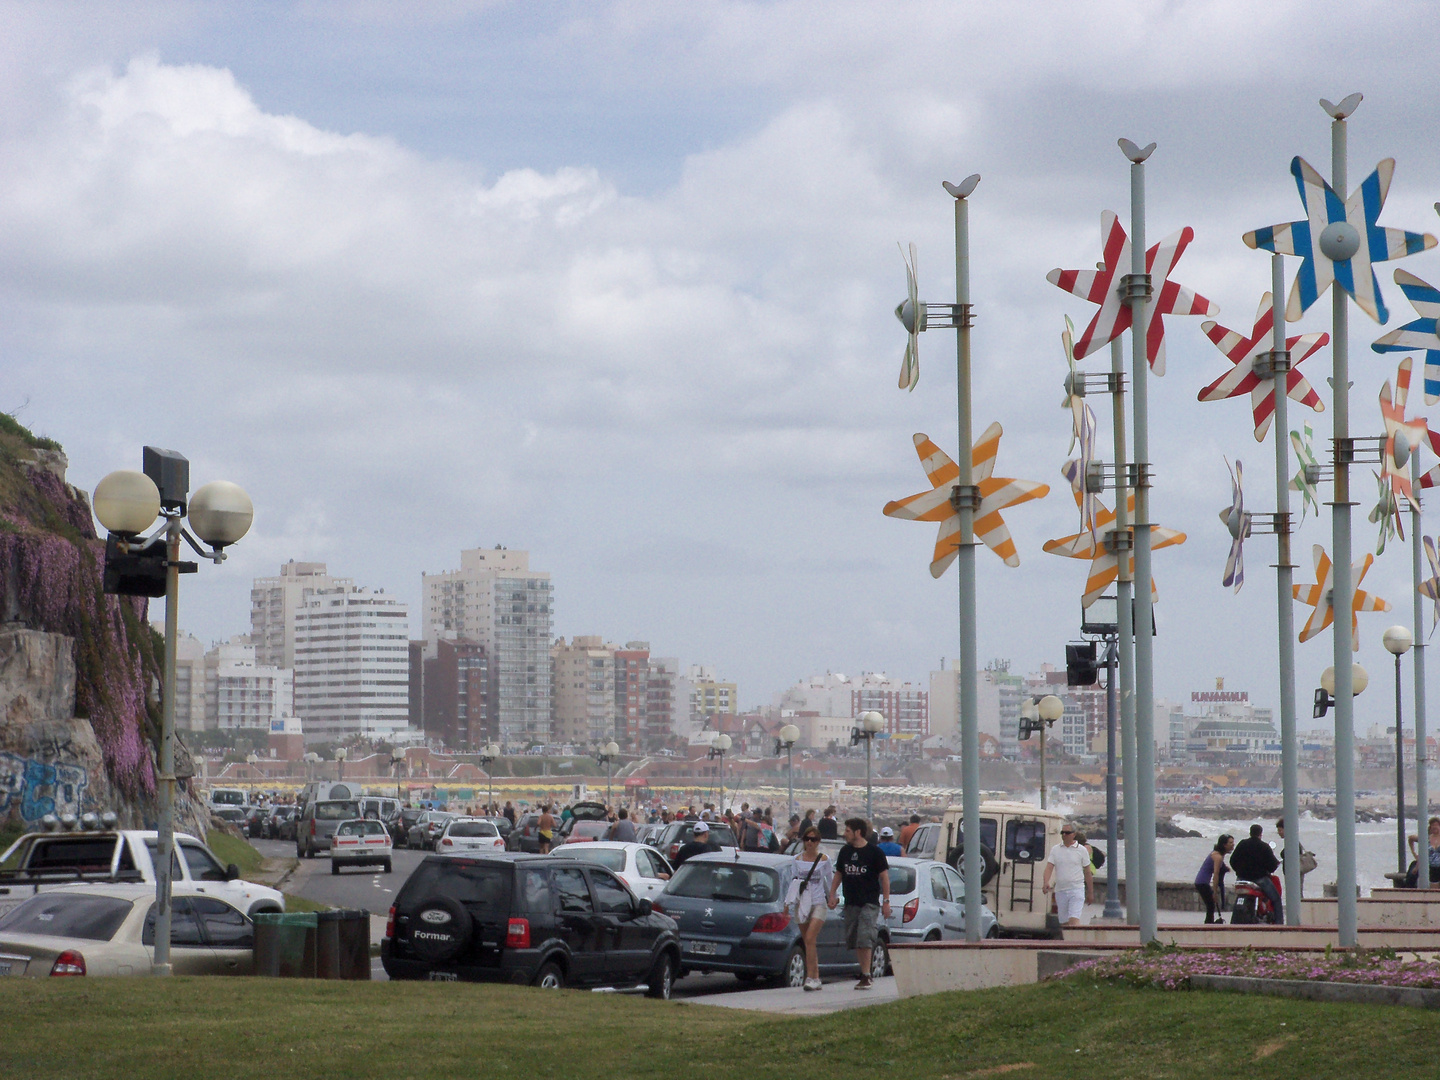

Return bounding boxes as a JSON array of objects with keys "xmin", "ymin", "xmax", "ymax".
[{"xmin": 1191, "ymin": 974, "xmax": 1440, "ymax": 1010}]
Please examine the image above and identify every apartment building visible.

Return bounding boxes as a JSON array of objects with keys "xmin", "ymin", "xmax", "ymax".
[
  {"xmin": 292, "ymin": 584, "xmax": 411, "ymax": 742},
  {"xmin": 551, "ymin": 636, "xmax": 615, "ymax": 747},
  {"xmin": 250, "ymin": 561, "xmax": 352, "ymax": 669},
  {"xmin": 205, "ymin": 638, "xmax": 294, "ymax": 732},
  {"xmin": 409, "ymin": 638, "xmax": 489, "ymax": 750}
]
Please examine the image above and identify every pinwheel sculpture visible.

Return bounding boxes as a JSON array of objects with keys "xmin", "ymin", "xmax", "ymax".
[
  {"xmin": 1047, "ymin": 210, "xmax": 1217, "ymax": 376},
  {"xmin": 1197, "ymin": 293, "xmax": 1327, "ymax": 440},
  {"xmin": 1373, "ymin": 269, "xmax": 1440, "ymax": 403},
  {"xmin": 1368, "ymin": 470, "xmax": 1401, "ymax": 556},
  {"xmin": 883, "ymin": 424, "xmax": 1049, "ymax": 577},
  {"xmin": 1219, "ymin": 459, "xmax": 1251, "ymax": 592},
  {"xmin": 1243, "ymin": 158, "xmax": 1436, "ymax": 323},
  {"xmin": 1419, "ymin": 536, "xmax": 1440, "ymax": 639},
  {"xmin": 1293, "ymin": 544, "xmax": 1392, "ymax": 650},
  {"xmin": 1289, "ymin": 423, "xmax": 1323, "ymax": 521},
  {"xmin": 1043, "ymin": 462, "xmax": 1186, "ymax": 608},
  {"xmin": 1060, "ymin": 316, "xmax": 1099, "ymax": 536},
  {"xmin": 894, "ymin": 243, "xmax": 922, "ymax": 391},
  {"xmin": 1378, "ymin": 356, "xmax": 1428, "ymax": 522}
]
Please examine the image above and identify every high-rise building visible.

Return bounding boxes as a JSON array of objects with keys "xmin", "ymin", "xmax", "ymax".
[
  {"xmin": 422, "ymin": 547, "xmax": 553, "ymax": 748},
  {"xmin": 250, "ymin": 561, "xmax": 352, "ymax": 669},
  {"xmin": 409, "ymin": 638, "xmax": 489, "ymax": 750},
  {"xmin": 613, "ymin": 642, "xmax": 650, "ymax": 749},
  {"xmin": 683, "ymin": 664, "xmax": 737, "ymax": 729},
  {"xmin": 645, "ymin": 656, "xmax": 679, "ymax": 747},
  {"xmin": 850, "ymin": 674, "xmax": 929, "ymax": 738},
  {"xmin": 170, "ymin": 632, "xmax": 207, "ymax": 732},
  {"xmin": 292, "ymin": 583, "xmax": 410, "ymax": 742},
  {"xmin": 550, "ymin": 636, "xmax": 614, "ymax": 747},
  {"xmin": 205, "ymin": 638, "xmax": 294, "ymax": 731}
]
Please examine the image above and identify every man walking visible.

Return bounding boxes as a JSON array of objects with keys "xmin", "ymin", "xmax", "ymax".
[
  {"xmin": 1042, "ymin": 822, "xmax": 1092, "ymax": 927},
  {"xmin": 826, "ymin": 818, "xmax": 891, "ymax": 990},
  {"xmin": 1231, "ymin": 823, "xmax": 1282, "ymax": 923}
]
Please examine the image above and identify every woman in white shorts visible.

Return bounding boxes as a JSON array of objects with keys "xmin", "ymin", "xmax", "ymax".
[{"xmin": 785, "ymin": 828, "xmax": 834, "ymax": 991}]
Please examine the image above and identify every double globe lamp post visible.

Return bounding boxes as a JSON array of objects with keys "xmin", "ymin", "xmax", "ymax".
[
  {"xmin": 596, "ymin": 741, "xmax": 621, "ymax": 806},
  {"xmin": 854, "ymin": 711, "xmax": 885, "ymax": 820},
  {"xmin": 1383, "ymin": 625, "xmax": 1415, "ymax": 874},
  {"xmin": 479, "ymin": 742, "xmax": 501, "ymax": 814},
  {"xmin": 92, "ymin": 461, "xmax": 253, "ymax": 978},
  {"xmin": 708, "ymin": 734, "xmax": 731, "ymax": 812}
]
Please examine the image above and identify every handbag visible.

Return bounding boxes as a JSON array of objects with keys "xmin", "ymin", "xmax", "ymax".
[
  {"xmin": 1299, "ymin": 849, "xmax": 1318, "ymax": 875},
  {"xmin": 790, "ymin": 856, "xmax": 825, "ymax": 920}
]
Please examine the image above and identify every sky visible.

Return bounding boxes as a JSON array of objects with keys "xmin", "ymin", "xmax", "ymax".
[{"xmin": 4, "ymin": 1, "xmax": 1440, "ymax": 732}]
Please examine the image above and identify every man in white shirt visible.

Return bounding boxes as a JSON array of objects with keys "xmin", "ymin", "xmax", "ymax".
[{"xmin": 1042, "ymin": 822, "xmax": 1093, "ymax": 927}]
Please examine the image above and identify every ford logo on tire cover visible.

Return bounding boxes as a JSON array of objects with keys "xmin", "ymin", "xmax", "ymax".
[{"xmin": 421, "ymin": 909, "xmax": 452, "ymax": 925}]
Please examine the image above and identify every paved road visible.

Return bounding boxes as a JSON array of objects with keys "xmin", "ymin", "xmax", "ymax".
[{"xmin": 256, "ymin": 838, "xmax": 887, "ymax": 1004}]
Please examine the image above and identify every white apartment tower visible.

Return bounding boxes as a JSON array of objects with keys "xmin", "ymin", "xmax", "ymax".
[
  {"xmin": 422, "ymin": 547, "xmax": 553, "ymax": 749},
  {"xmin": 293, "ymin": 585, "xmax": 410, "ymax": 741},
  {"xmin": 251, "ymin": 561, "xmax": 353, "ymax": 669},
  {"xmin": 205, "ymin": 638, "xmax": 294, "ymax": 731}
]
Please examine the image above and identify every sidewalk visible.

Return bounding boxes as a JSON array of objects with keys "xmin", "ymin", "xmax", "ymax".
[{"xmin": 684, "ymin": 976, "xmax": 899, "ymax": 1015}]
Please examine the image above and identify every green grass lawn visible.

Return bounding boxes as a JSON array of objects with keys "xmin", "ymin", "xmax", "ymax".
[
  {"xmin": 206, "ymin": 830, "xmax": 265, "ymax": 877},
  {"xmin": 1, "ymin": 976, "xmax": 1436, "ymax": 1080}
]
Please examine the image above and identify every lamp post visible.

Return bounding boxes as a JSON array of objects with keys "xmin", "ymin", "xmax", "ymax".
[
  {"xmin": 1384, "ymin": 625, "xmax": 1415, "ymax": 873},
  {"xmin": 480, "ymin": 742, "xmax": 501, "ymax": 815},
  {"xmin": 246, "ymin": 753, "xmax": 259, "ymax": 803},
  {"xmin": 92, "ymin": 450, "xmax": 252, "ymax": 978},
  {"xmin": 335, "ymin": 747, "xmax": 347, "ymax": 784},
  {"xmin": 304, "ymin": 751, "xmax": 320, "ymax": 783},
  {"xmin": 596, "ymin": 741, "xmax": 620, "ymax": 806},
  {"xmin": 778, "ymin": 724, "xmax": 800, "ymax": 820},
  {"xmin": 852, "ymin": 711, "xmax": 886, "ymax": 820},
  {"xmin": 391, "ymin": 748, "xmax": 405, "ymax": 802},
  {"xmin": 708, "ymin": 734, "xmax": 731, "ymax": 812},
  {"xmin": 1019, "ymin": 696, "xmax": 1064, "ymax": 809}
]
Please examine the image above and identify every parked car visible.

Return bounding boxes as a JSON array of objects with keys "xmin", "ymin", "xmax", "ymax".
[
  {"xmin": 329, "ymin": 819, "xmax": 394, "ymax": 874},
  {"xmin": 652, "ymin": 851, "xmax": 890, "ymax": 987},
  {"xmin": 436, "ymin": 818, "xmax": 506, "ymax": 854},
  {"xmin": 885, "ymin": 856, "xmax": 997, "ymax": 942},
  {"xmin": 242, "ymin": 807, "xmax": 271, "ymax": 839},
  {"xmin": 264, "ymin": 806, "xmax": 297, "ymax": 841},
  {"xmin": 481, "ymin": 815, "xmax": 514, "ymax": 841},
  {"xmin": 393, "ymin": 807, "xmax": 425, "ymax": 845},
  {"xmin": 0, "ymin": 827, "xmax": 285, "ymax": 919},
  {"xmin": 510, "ymin": 813, "xmax": 546, "ymax": 853},
  {"xmin": 634, "ymin": 823, "xmax": 666, "ymax": 847},
  {"xmin": 781, "ymin": 837, "xmax": 845, "ymax": 863},
  {"xmin": 551, "ymin": 842, "xmax": 673, "ymax": 902},
  {"xmin": 0, "ymin": 884, "xmax": 255, "ymax": 976},
  {"xmin": 560, "ymin": 820, "xmax": 612, "ymax": 845},
  {"xmin": 655, "ymin": 821, "xmax": 737, "ymax": 864},
  {"xmin": 381, "ymin": 852, "xmax": 680, "ymax": 996},
  {"xmin": 554, "ymin": 801, "xmax": 608, "ymax": 843},
  {"xmin": 406, "ymin": 812, "xmax": 455, "ymax": 852},
  {"xmin": 212, "ymin": 807, "xmax": 248, "ymax": 826},
  {"xmin": 296, "ymin": 799, "xmax": 363, "ymax": 859}
]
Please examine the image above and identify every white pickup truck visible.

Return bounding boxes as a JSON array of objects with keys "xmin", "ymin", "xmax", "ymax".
[{"xmin": 0, "ymin": 828, "xmax": 286, "ymax": 919}]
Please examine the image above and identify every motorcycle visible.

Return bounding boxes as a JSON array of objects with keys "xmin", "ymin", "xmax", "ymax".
[{"xmin": 1231, "ymin": 874, "xmax": 1282, "ymax": 924}]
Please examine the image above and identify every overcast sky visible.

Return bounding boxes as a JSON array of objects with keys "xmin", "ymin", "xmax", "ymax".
[{"xmin": 5, "ymin": 2, "xmax": 1440, "ymax": 731}]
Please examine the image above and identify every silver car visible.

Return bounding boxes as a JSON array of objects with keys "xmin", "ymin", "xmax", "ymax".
[{"xmin": 885, "ymin": 856, "xmax": 997, "ymax": 941}]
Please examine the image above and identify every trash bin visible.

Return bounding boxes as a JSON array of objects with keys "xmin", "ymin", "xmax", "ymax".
[
  {"xmin": 316, "ymin": 909, "xmax": 371, "ymax": 980},
  {"xmin": 253, "ymin": 912, "xmax": 318, "ymax": 978}
]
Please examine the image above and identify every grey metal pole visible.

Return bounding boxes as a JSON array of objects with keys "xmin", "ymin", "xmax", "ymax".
[
  {"xmin": 1413, "ymin": 455, "xmax": 1431, "ymax": 889},
  {"xmin": 787, "ymin": 744, "xmax": 795, "ymax": 822},
  {"xmin": 1111, "ymin": 335, "xmax": 1139, "ymax": 924},
  {"xmin": 1104, "ymin": 638, "xmax": 1122, "ymax": 918},
  {"xmin": 1397, "ymin": 652, "xmax": 1407, "ymax": 873},
  {"xmin": 866, "ymin": 737, "xmax": 873, "ymax": 820},
  {"xmin": 153, "ymin": 515, "xmax": 181, "ymax": 976},
  {"xmin": 953, "ymin": 181, "xmax": 984, "ymax": 943},
  {"xmin": 1271, "ymin": 252, "xmax": 1302, "ymax": 925},
  {"xmin": 1329, "ymin": 110, "xmax": 1359, "ymax": 947},
  {"xmin": 1125, "ymin": 145, "xmax": 1159, "ymax": 941},
  {"xmin": 1039, "ymin": 724, "xmax": 1047, "ymax": 810}
]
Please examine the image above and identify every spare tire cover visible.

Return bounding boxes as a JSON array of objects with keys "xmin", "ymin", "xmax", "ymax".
[
  {"xmin": 409, "ymin": 896, "xmax": 472, "ymax": 963},
  {"xmin": 947, "ymin": 844, "xmax": 1000, "ymax": 888}
]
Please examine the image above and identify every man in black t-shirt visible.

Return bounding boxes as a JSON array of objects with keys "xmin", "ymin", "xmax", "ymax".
[
  {"xmin": 825, "ymin": 818, "xmax": 891, "ymax": 989},
  {"xmin": 818, "ymin": 807, "xmax": 839, "ymax": 840},
  {"xmin": 1231, "ymin": 823, "xmax": 1282, "ymax": 923},
  {"xmin": 674, "ymin": 821, "xmax": 718, "ymax": 866}
]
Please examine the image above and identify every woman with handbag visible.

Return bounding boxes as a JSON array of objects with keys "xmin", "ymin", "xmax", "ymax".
[{"xmin": 784, "ymin": 828, "xmax": 833, "ymax": 991}]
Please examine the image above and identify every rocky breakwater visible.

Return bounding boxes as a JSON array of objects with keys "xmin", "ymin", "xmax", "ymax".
[{"xmin": 0, "ymin": 417, "xmax": 201, "ymax": 834}]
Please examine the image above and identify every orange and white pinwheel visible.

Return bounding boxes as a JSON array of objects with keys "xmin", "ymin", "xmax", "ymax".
[
  {"xmin": 1043, "ymin": 460, "xmax": 1186, "ymax": 608},
  {"xmin": 1379, "ymin": 356, "xmax": 1428, "ymax": 521},
  {"xmin": 1293, "ymin": 544, "xmax": 1392, "ymax": 651},
  {"xmin": 883, "ymin": 424, "xmax": 1049, "ymax": 578}
]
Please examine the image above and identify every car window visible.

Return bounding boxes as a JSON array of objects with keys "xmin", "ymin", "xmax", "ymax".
[
  {"xmin": 316, "ymin": 801, "xmax": 361, "ymax": 821},
  {"xmin": 553, "ymin": 868, "xmax": 593, "ymax": 913},
  {"xmin": 142, "ymin": 898, "xmax": 205, "ymax": 947},
  {"xmin": 637, "ymin": 850, "xmax": 664, "ymax": 877},
  {"xmin": 193, "ymin": 898, "xmax": 253, "ymax": 948},
  {"xmin": 520, "ymin": 868, "xmax": 555, "ymax": 913},
  {"xmin": 142, "ymin": 840, "xmax": 184, "ymax": 879},
  {"xmin": 590, "ymin": 870, "xmax": 633, "ymax": 914},
  {"xmin": 906, "ymin": 825, "xmax": 934, "ymax": 856},
  {"xmin": 942, "ymin": 864, "xmax": 967, "ymax": 901},
  {"xmin": 560, "ymin": 847, "xmax": 627, "ymax": 872},
  {"xmin": 0, "ymin": 893, "xmax": 133, "ymax": 941},
  {"xmin": 337, "ymin": 821, "xmax": 370, "ymax": 837},
  {"xmin": 665, "ymin": 862, "xmax": 780, "ymax": 903},
  {"xmin": 448, "ymin": 821, "xmax": 498, "ymax": 838},
  {"xmin": 1004, "ymin": 820, "xmax": 1046, "ymax": 862},
  {"xmin": 929, "ymin": 865, "xmax": 952, "ymax": 902},
  {"xmin": 885, "ymin": 864, "xmax": 916, "ymax": 896},
  {"xmin": 398, "ymin": 861, "xmax": 511, "ymax": 909},
  {"xmin": 25, "ymin": 837, "xmax": 119, "ymax": 872},
  {"xmin": 179, "ymin": 842, "xmax": 228, "ymax": 882}
]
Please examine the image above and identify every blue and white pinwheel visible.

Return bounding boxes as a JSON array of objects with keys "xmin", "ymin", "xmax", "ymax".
[
  {"xmin": 1373, "ymin": 269, "xmax": 1440, "ymax": 404},
  {"xmin": 1243, "ymin": 158, "xmax": 1436, "ymax": 324}
]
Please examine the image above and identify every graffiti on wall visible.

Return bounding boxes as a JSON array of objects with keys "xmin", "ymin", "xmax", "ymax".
[{"xmin": 0, "ymin": 752, "xmax": 90, "ymax": 822}]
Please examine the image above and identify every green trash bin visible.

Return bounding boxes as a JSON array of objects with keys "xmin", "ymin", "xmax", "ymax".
[
  {"xmin": 254, "ymin": 912, "xmax": 318, "ymax": 978},
  {"xmin": 316, "ymin": 909, "xmax": 371, "ymax": 980}
]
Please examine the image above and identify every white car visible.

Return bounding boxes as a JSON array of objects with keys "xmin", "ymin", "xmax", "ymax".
[
  {"xmin": 330, "ymin": 819, "xmax": 393, "ymax": 874},
  {"xmin": 436, "ymin": 817, "xmax": 507, "ymax": 854},
  {"xmin": 554, "ymin": 841, "xmax": 674, "ymax": 901}
]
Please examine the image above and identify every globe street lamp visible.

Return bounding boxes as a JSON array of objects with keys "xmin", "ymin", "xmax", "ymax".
[
  {"xmin": 1384, "ymin": 625, "xmax": 1415, "ymax": 874},
  {"xmin": 246, "ymin": 753, "xmax": 259, "ymax": 803},
  {"xmin": 1315, "ymin": 663, "xmax": 1370, "ymax": 716},
  {"xmin": 391, "ymin": 748, "xmax": 406, "ymax": 801},
  {"xmin": 304, "ymin": 751, "xmax": 321, "ymax": 783},
  {"xmin": 92, "ymin": 448, "xmax": 252, "ymax": 978},
  {"xmin": 852, "ymin": 711, "xmax": 886, "ymax": 820},
  {"xmin": 479, "ymin": 743, "xmax": 501, "ymax": 815},
  {"xmin": 776, "ymin": 724, "xmax": 801, "ymax": 820},
  {"xmin": 596, "ymin": 741, "xmax": 621, "ymax": 806},
  {"xmin": 334, "ymin": 746, "xmax": 347, "ymax": 784},
  {"xmin": 708, "ymin": 734, "xmax": 732, "ymax": 812},
  {"xmin": 1018, "ymin": 695, "xmax": 1064, "ymax": 809}
]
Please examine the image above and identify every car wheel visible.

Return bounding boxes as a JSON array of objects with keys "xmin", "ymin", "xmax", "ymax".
[
  {"xmin": 870, "ymin": 941, "xmax": 890, "ymax": 979},
  {"xmin": 985, "ymin": 924, "xmax": 1000, "ymax": 939},
  {"xmin": 533, "ymin": 961, "xmax": 565, "ymax": 990},
  {"xmin": 770, "ymin": 947, "xmax": 806, "ymax": 989},
  {"xmin": 924, "ymin": 930, "xmax": 941, "ymax": 942},
  {"xmin": 331, "ymin": 862, "xmax": 340, "ymax": 876},
  {"xmin": 384, "ymin": 860, "xmax": 393, "ymax": 874},
  {"xmin": 645, "ymin": 952, "xmax": 675, "ymax": 999}
]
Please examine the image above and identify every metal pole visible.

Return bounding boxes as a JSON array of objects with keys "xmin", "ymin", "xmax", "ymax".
[
  {"xmin": 153, "ymin": 515, "xmax": 181, "ymax": 976},
  {"xmin": 1039, "ymin": 723, "xmax": 1047, "ymax": 810},
  {"xmin": 607, "ymin": 758, "xmax": 612, "ymax": 806},
  {"xmin": 1126, "ymin": 146, "xmax": 1158, "ymax": 941},
  {"xmin": 866, "ymin": 737, "xmax": 873, "ymax": 820},
  {"xmin": 1413, "ymin": 455, "xmax": 1431, "ymax": 889},
  {"xmin": 1397, "ymin": 652, "xmax": 1407, "ymax": 873},
  {"xmin": 1103, "ymin": 639, "xmax": 1122, "ymax": 918},
  {"xmin": 1111, "ymin": 335, "xmax": 1138, "ymax": 924},
  {"xmin": 1329, "ymin": 110, "xmax": 1359, "ymax": 946},
  {"xmin": 787, "ymin": 744, "xmax": 795, "ymax": 821},
  {"xmin": 1271, "ymin": 253, "xmax": 1302, "ymax": 925}
]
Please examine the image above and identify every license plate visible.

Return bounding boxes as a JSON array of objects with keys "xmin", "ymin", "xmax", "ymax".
[
  {"xmin": 685, "ymin": 941, "xmax": 720, "ymax": 956},
  {"xmin": 426, "ymin": 971, "xmax": 458, "ymax": 982},
  {"xmin": 0, "ymin": 962, "xmax": 11, "ymax": 976}
]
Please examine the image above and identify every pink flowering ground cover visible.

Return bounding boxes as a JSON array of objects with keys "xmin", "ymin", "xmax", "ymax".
[{"xmin": 1061, "ymin": 947, "xmax": 1440, "ymax": 991}]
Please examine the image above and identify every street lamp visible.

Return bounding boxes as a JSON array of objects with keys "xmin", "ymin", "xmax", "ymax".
[
  {"xmin": 391, "ymin": 748, "xmax": 406, "ymax": 801},
  {"xmin": 852, "ymin": 711, "xmax": 886, "ymax": 820},
  {"xmin": 775, "ymin": 724, "xmax": 800, "ymax": 820},
  {"xmin": 1384, "ymin": 625, "xmax": 1415, "ymax": 874},
  {"xmin": 92, "ymin": 448, "xmax": 252, "ymax": 978},
  {"xmin": 708, "ymin": 734, "xmax": 731, "ymax": 812},
  {"xmin": 334, "ymin": 746, "xmax": 347, "ymax": 783},
  {"xmin": 1315, "ymin": 663, "xmax": 1370, "ymax": 716},
  {"xmin": 1018, "ymin": 695, "xmax": 1064, "ymax": 809},
  {"xmin": 479, "ymin": 743, "xmax": 501, "ymax": 814},
  {"xmin": 246, "ymin": 753, "xmax": 259, "ymax": 802},
  {"xmin": 596, "ymin": 741, "xmax": 621, "ymax": 806},
  {"xmin": 304, "ymin": 751, "xmax": 320, "ymax": 783}
]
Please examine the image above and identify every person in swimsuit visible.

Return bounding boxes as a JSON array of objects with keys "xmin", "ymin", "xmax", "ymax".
[{"xmin": 538, "ymin": 804, "xmax": 555, "ymax": 854}]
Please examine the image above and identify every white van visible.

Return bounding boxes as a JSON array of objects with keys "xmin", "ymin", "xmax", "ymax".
[{"xmin": 208, "ymin": 788, "xmax": 249, "ymax": 810}]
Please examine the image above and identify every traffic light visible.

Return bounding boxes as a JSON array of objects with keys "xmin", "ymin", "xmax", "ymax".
[{"xmin": 1066, "ymin": 642, "xmax": 1098, "ymax": 686}]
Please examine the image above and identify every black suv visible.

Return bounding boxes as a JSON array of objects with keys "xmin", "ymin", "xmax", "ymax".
[{"xmin": 381, "ymin": 852, "xmax": 681, "ymax": 996}]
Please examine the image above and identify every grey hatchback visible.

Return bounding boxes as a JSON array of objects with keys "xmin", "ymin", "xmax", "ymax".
[
  {"xmin": 296, "ymin": 799, "xmax": 361, "ymax": 859},
  {"xmin": 653, "ymin": 851, "xmax": 890, "ymax": 987}
]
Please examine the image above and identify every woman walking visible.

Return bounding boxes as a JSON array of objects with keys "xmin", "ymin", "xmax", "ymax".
[
  {"xmin": 785, "ymin": 827, "xmax": 834, "ymax": 991},
  {"xmin": 1194, "ymin": 834, "xmax": 1233, "ymax": 924}
]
